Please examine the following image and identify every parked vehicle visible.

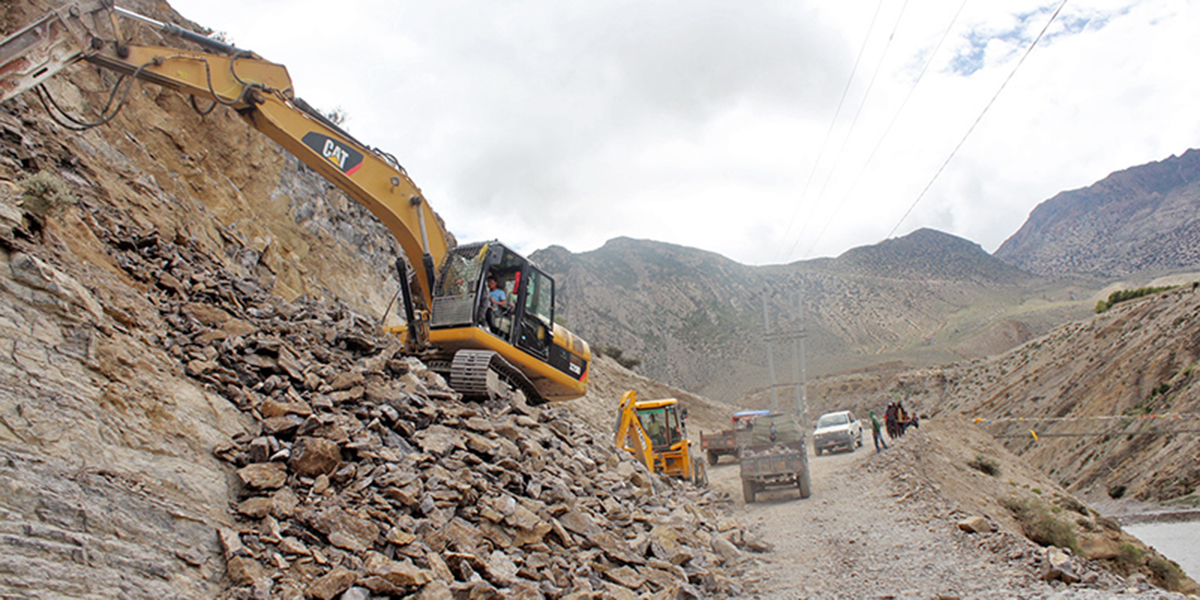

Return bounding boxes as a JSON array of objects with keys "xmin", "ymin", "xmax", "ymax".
[
  {"xmin": 739, "ymin": 413, "xmax": 811, "ymax": 503},
  {"xmin": 700, "ymin": 409, "xmax": 768, "ymax": 465},
  {"xmin": 812, "ymin": 410, "xmax": 863, "ymax": 455}
]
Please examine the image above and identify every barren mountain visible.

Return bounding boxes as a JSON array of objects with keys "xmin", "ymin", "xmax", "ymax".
[
  {"xmin": 996, "ymin": 148, "xmax": 1200, "ymax": 278},
  {"xmin": 535, "ymin": 229, "xmax": 1092, "ymax": 401},
  {"xmin": 912, "ymin": 285, "xmax": 1200, "ymax": 508}
]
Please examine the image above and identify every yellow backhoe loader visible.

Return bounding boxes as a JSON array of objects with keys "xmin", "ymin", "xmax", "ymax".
[
  {"xmin": 613, "ymin": 390, "xmax": 707, "ymax": 486},
  {"xmin": 0, "ymin": 1, "xmax": 590, "ymax": 403}
]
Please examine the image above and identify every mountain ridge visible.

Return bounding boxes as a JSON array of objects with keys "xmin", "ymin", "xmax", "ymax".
[
  {"xmin": 995, "ymin": 148, "xmax": 1200, "ymax": 278},
  {"xmin": 534, "ymin": 227, "xmax": 1074, "ymax": 400},
  {"xmin": 536, "ymin": 149, "xmax": 1200, "ymax": 399}
]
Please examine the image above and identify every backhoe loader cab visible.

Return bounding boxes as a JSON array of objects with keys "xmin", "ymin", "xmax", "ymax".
[
  {"xmin": 635, "ymin": 400, "xmax": 686, "ymax": 450},
  {"xmin": 613, "ymin": 390, "xmax": 707, "ymax": 486}
]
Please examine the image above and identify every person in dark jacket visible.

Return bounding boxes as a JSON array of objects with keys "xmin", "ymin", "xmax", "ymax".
[{"xmin": 885, "ymin": 403, "xmax": 898, "ymax": 440}]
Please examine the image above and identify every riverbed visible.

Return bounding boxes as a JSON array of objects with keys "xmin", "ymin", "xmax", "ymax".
[{"xmin": 1124, "ymin": 520, "xmax": 1200, "ymax": 581}]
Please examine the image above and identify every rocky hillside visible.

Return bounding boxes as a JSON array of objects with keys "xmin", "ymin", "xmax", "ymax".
[
  {"xmin": 874, "ymin": 285, "xmax": 1200, "ymax": 508},
  {"xmin": 535, "ymin": 229, "xmax": 1090, "ymax": 401},
  {"xmin": 1, "ymin": 0, "xmax": 412, "ymax": 324},
  {"xmin": 0, "ymin": 2, "xmax": 765, "ymax": 598},
  {"xmin": 995, "ymin": 149, "xmax": 1200, "ymax": 278}
]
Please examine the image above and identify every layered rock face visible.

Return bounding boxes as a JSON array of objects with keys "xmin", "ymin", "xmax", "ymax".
[{"xmin": 0, "ymin": 153, "xmax": 762, "ymax": 599}]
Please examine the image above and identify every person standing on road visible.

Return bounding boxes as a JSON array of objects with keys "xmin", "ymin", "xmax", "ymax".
[{"xmin": 870, "ymin": 410, "xmax": 888, "ymax": 453}]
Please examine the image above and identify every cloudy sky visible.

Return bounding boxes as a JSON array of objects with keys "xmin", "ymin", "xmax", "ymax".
[{"xmin": 167, "ymin": 0, "xmax": 1200, "ymax": 265}]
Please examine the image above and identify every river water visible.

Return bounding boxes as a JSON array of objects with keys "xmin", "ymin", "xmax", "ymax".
[{"xmin": 1124, "ymin": 520, "xmax": 1200, "ymax": 581}]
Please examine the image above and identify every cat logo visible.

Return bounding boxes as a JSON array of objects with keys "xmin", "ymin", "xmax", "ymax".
[{"xmin": 301, "ymin": 132, "xmax": 364, "ymax": 175}]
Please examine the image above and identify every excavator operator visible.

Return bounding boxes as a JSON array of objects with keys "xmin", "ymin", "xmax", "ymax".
[{"xmin": 485, "ymin": 274, "xmax": 510, "ymax": 335}]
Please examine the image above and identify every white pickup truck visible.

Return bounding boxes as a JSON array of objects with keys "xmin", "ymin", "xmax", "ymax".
[{"xmin": 812, "ymin": 410, "xmax": 863, "ymax": 455}]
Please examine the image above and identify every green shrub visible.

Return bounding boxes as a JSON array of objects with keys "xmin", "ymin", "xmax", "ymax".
[
  {"xmin": 1115, "ymin": 542, "xmax": 1143, "ymax": 574},
  {"xmin": 1055, "ymin": 494, "xmax": 1089, "ymax": 516},
  {"xmin": 1028, "ymin": 512, "xmax": 1078, "ymax": 552},
  {"xmin": 999, "ymin": 495, "xmax": 1079, "ymax": 553},
  {"xmin": 967, "ymin": 455, "xmax": 1000, "ymax": 477},
  {"xmin": 20, "ymin": 171, "xmax": 71, "ymax": 217},
  {"xmin": 1148, "ymin": 555, "xmax": 1184, "ymax": 591},
  {"xmin": 1096, "ymin": 286, "xmax": 1177, "ymax": 312}
]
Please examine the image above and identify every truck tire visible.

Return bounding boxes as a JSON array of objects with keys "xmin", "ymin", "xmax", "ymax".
[
  {"xmin": 742, "ymin": 479, "xmax": 756, "ymax": 504},
  {"xmin": 693, "ymin": 458, "xmax": 708, "ymax": 487},
  {"xmin": 798, "ymin": 470, "xmax": 812, "ymax": 499},
  {"xmin": 707, "ymin": 450, "xmax": 719, "ymax": 466}
]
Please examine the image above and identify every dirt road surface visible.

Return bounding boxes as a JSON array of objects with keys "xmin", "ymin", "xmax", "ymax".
[{"xmin": 709, "ymin": 433, "xmax": 1188, "ymax": 599}]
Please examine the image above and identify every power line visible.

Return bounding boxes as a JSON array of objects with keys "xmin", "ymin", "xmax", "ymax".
[
  {"xmin": 801, "ymin": 0, "xmax": 971, "ymax": 259},
  {"xmin": 885, "ymin": 0, "xmax": 1070, "ymax": 240},
  {"xmin": 774, "ymin": 0, "xmax": 888, "ymax": 263},
  {"xmin": 992, "ymin": 429, "xmax": 1200, "ymax": 439},
  {"xmin": 788, "ymin": 0, "xmax": 913, "ymax": 263},
  {"xmin": 975, "ymin": 412, "xmax": 1200, "ymax": 424}
]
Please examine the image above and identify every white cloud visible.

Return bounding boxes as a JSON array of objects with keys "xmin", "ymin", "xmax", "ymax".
[{"xmin": 164, "ymin": 0, "xmax": 1200, "ymax": 265}]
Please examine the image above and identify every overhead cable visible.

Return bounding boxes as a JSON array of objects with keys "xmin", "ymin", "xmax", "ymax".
[
  {"xmin": 885, "ymin": 0, "xmax": 1070, "ymax": 240},
  {"xmin": 801, "ymin": 0, "xmax": 971, "ymax": 259},
  {"xmin": 774, "ymin": 0, "xmax": 888, "ymax": 263}
]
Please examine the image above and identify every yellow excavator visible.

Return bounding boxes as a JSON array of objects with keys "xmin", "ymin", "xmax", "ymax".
[
  {"xmin": 0, "ymin": 1, "xmax": 590, "ymax": 403},
  {"xmin": 613, "ymin": 390, "xmax": 706, "ymax": 486}
]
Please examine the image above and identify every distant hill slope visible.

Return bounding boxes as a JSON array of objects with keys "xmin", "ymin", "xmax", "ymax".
[
  {"xmin": 995, "ymin": 149, "xmax": 1200, "ymax": 278},
  {"xmin": 833, "ymin": 227, "xmax": 1031, "ymax": 283},
  {"xmin": 534, "ymin": 229, "xmax": 1087, "ymax": 400},
  {"xmin": 893, "ymin": 286, "xmax": 1200, "ymax": 507}
]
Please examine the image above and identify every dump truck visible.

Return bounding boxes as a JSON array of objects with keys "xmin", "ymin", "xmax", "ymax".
[
  {"xmin": 699, "ymin": 409, "xmax": 768, "ymax": 465},
  {"xmin": 739, "ymin": 412, "xmax": 811, "ymax": 503}
]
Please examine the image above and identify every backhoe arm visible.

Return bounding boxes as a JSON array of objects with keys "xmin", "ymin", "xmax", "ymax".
[
  {"xmin": 613, "ymin": 390, "xmax": 654, "ymax": 470},
  {"xmin": 0, "ymin": 1, "xmax": 449, "ymax": 319}
]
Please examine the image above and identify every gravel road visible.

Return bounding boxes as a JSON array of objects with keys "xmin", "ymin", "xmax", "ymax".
[{"xmin": 708, "ymin": 433, "xmax": 1191, "ymax": 599}]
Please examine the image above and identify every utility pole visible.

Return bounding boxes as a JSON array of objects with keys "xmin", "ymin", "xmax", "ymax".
[
  {"xmin": 763, "ymin": 287, "xmax": 809, "ymax": 419},
  {"xmin": 762, "ymin": 291, "xmax": 779, "ymax": 412},
  {"xmin": 792, "ymin": 290, "xmax": 809, "ymax": 430}
]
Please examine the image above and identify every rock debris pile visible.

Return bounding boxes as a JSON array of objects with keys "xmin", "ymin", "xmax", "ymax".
[{"xmin": 101, "ymin": 222, "xmax": 763, "ymax": 599}]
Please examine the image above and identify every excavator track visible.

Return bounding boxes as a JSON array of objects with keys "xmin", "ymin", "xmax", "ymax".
[{"xmin": 449, "ymin": 350, "xmax": 543, "ymax": 404}]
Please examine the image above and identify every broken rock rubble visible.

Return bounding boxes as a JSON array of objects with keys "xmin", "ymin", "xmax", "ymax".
[{"xmin": 103, "ymin": 226, "xmax": 766, "ymax": 598}]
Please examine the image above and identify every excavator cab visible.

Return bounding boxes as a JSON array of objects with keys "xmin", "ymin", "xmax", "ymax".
[
  {"xmin": 424, "ymin": 241, "xmax": 586, "ymax": 402},
  {"xmin": 431, "ymin": 241, "xmax": 554, "ymax": 357}
]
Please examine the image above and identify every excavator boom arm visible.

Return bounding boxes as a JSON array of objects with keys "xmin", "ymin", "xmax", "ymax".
[{"xmin": 0, "ymin": 1, "xmax": 449, "ymax": 313}]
